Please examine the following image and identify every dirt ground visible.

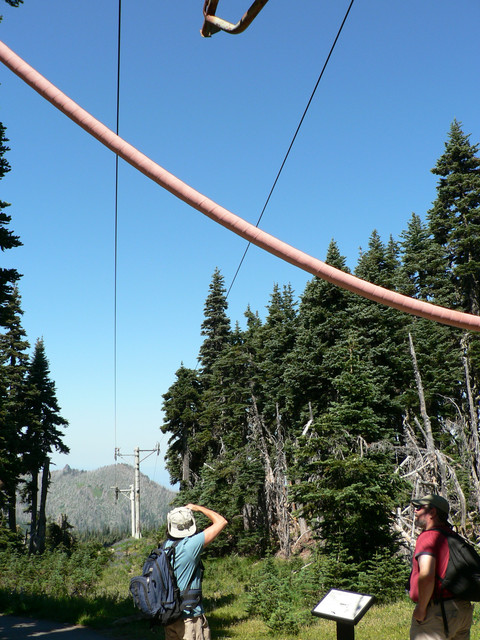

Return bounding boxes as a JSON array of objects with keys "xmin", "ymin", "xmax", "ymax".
[{"xmin": 0, "ymin": 615, "xmax": 112, "ymax": 640}]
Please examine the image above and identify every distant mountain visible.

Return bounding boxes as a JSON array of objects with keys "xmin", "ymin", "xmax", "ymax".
[{"xmin": 16, "ymin": 463, "xmax": 177, "ymax": 535}]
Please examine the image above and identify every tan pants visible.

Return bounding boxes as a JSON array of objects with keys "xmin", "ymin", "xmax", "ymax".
[
  {"xmin": 410, "ymin": 600, "xmax": 474, "ymax": 640},
  {"xmin": 165, "ymin": 614, "xmax": 211, "ymax": 640}
]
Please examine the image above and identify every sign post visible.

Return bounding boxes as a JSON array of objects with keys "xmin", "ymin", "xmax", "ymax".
[{"xmin": 311, "ymin": 589, "xmax": 375, "ymax": 640}]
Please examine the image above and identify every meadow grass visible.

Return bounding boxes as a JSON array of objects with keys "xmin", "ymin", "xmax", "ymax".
[{"xmin": 2, "ymin": 537, "xmax": 480, "ymax": 639}]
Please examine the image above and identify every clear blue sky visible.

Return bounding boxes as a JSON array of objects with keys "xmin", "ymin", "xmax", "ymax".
[{"xmin": 0, "ymin": 0, "xmax": 479, "ymax": 487}]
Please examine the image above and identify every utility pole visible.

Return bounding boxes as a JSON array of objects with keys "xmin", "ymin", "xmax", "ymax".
[
  {"xmin": 111, "ymin": 484, "xmax": 135, "ymax": 537},
  {"xmin": 134, "ymin": 447, "xmax": 141, "ymax": 540},
  {"xmin": 114, "ymin": 444, "xmax": 160, "ymax": 539}
]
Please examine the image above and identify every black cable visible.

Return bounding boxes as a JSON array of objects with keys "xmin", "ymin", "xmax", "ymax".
[
  {"xmin": 114, "ymin": 0, "xmax": 122, "ymax": 476},
  {"xmin": 226, "ymin": 0, "xmax": 356, "ymax": 299}
]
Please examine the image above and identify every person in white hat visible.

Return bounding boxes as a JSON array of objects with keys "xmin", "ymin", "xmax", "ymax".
[
  {"xmin": 409, "ymin": 494, "xmax": 473, "ymax": 639},
  {"xmin": 164, "ymin": 503, "xmax": 227, "ymax": 640}
]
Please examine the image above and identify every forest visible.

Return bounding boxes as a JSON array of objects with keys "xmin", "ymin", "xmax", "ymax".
[
  {"xmin": 160, "ymin": 119, "xmax": 480, "ymax": 586},
  {"xmin": 0, "ymin": 89, "xmax": 479, "ymax": 602},
  {"xmin": 0, "ymin": 118, "xmax": 69, "ymax": 553}
]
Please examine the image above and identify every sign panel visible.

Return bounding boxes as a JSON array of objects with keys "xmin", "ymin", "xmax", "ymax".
[{"xmin": 312, "ymin": 589, "xmax": 375, "ymax": 625}]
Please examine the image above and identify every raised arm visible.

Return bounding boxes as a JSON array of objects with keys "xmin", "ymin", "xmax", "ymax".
[{"xmin": 186, "ymin": 503, "xmax": 228, "ymax": 547}]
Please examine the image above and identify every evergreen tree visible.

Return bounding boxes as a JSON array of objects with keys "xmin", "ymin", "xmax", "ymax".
[
  {"xmin": 0, "ymin": 124, "xmax": 22, "ymax": 328},
  {"xmin": 0, "ymin": 122, "xmax": 23, "ymax": 530},
  {"xmin": 194, "ymin": 268, "xmax": 236, "ymax": 466},
  {"xmin": 399, "ymin": 213, "xmax": 453, "ymax": 304},
  {"xmin": 259, "ymin": 283, "xmax": 298, "ymax": 418},
  {"xmin": 428, "ymin": 120, "xmax": 480, "ymax": 314},
  {"xmin": 161, "ymin": 365, "xmax": 202, "ymax": 489},
  {"xmin": 285, "ymin": 241, "xmax": 354, "ymax": 422},
  {"xmin": 291, "ymin": 233, "xmax": 408, "ymax": 565},
  {"xmin": 426, "ymin": 121, "xmax": 480, "ymax": 443},
  {"xmin": 0, "ymin": 287, "xmax": 29, "ymax": 530},
  {"xmin": 198, "ymin": 267, "xmax": 231, "ymax": 377},
  {"xmin": 21, "ymin": 338, "xmax": 69, "ymax": 553},
  {"xmin": 292, "ymin": 440, "xmax": 406, "ymax": 563},
  {"xmin": 353, "ymin": 231, "xmax": 409, "ymax": 440}
]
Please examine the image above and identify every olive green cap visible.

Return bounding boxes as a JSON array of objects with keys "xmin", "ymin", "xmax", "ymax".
[{"xmin": 411, "ymin": 493, "xmax": 449, "ymax": 516}]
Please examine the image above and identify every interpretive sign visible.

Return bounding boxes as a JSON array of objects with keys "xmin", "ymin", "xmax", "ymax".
[{"xmin": 312, "ymin": 589, "xmax": 375, "ymax": 640}]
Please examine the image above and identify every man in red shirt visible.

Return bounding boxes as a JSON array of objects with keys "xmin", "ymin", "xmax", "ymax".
[{"xmin": 409, "ymin": 494, "xmax": 473, "ymax": 639}]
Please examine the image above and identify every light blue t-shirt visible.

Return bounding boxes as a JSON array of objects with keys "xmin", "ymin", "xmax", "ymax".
[{"xmin": 165, "ymin": 532, "xmax": 205, "ymax": 617}]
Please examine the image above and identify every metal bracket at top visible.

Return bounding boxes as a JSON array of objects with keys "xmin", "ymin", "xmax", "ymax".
[{"xmin": 201, "ymin": 0, "xmax": 270, "ymax": 37}]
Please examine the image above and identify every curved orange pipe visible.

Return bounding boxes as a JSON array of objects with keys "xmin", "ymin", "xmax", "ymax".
[{"xmin": 1, "ymin": 40, "xmax": 479, "ymax": 332}]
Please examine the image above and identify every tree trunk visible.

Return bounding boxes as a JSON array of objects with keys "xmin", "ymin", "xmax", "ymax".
[
  {"xmin": 182, "ymin": 430, "xmax": 191, "ymax": 487},
  {"xmin": 409, "ymin": 333, "xmax": 435, "ymax": 453},
  {"xmin": 28, "ymin": 470, "xmax": 38, "ymax": 554},
  {"xmin": 274, "ymin": 405, "xmax": 290, "ymax": 558},
  {"xmin": 36, "ymin": 457, "xmax": 50, "ymax": 554},
  {"xmin": 461, "ymin": 335, "xmax": 480, "ymax": 514},
  {"xmin": 7, "ymin": 482, "xmax": 17, "ymax": 531}
]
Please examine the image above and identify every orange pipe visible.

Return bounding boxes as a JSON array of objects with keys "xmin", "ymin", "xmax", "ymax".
[{"xmin": 1, "ymin": 39, "xmax": 479, "ymax": 332}]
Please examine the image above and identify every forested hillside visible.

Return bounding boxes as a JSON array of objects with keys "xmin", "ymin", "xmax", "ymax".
[
  {"xmin": 161, "ymin": 121, "xmax": 480, "ymax": 579},
  {"xmin": 15, "ymin": 464, "xmax": 177, "ymax": 535}
]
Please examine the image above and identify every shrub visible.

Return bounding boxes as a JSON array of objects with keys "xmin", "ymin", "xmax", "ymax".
[
  {"xmin": 317, "ymin": 547, "xmax": 410, "ymax": 604},
  {"xmin": 246, "ymin": 557, "xmax": 313, "ymax": 633},
  {"xmin": 245, "ymin": 549, "xmax": 410, "ymax": 634},
  {"xmin": 0, "ymin": 541, "xmax": 112, "ymax": 601}
]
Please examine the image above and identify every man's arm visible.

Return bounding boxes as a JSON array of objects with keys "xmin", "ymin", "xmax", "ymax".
[
  {"xmin": 413, "ymin": 554, "xmax": 436, "ymax": 622},
  {"xmin": 186, "ymin": 504, "xmax": 227, "ymax": 547}
]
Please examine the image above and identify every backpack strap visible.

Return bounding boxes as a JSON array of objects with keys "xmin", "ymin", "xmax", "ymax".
[
  {"xmin": 162, "ymin": 539, "xmax": 203, "ymax": 615},
  {"xmin": 180, "ymin": 558, "xmax": 204, "ymax": 614},
  {"xmin": 429, "ymin": 527, "xmax": 452, "ymax": 637}
]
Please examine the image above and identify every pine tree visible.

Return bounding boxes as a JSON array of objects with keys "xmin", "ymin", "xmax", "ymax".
[
  {"xmin": 259, "ymin": 283, "xmax": 298, "ymax": 417},
  {"xmin": 161, "ymin": 365, "xmax": 202, "ymax": 489},
  {"xmin": 426, "ymin": 121, "xmax": 480, "ymax": 466},
  {"xmin": 399, "ymin": 213, "xmax": 453, "ymax": 304},
  {"xmin": 0, "ymin": 123, "xmax": 22, "ymax": 328},
  {"xmin": 21, "ymin": 338, "xmax": 69, "ymax": 553},
  {"xmin": 194, "ymin": 268, "xmax": 236, "ymax": 465},
  {"xmin": 353, "ymin": 231, "xmax": 409, "ymax": 440},
  {"xmin": 0, "ymin": 122, "xmax": 23, "ymax": 530},
  {"xmin": 285, "ymin": 241, "xmax": 354, "ymax": 422},
  {"xmin": 291, "ymin": 233, "xmax": 409, "ymax": 564},
  {"xmin": 0, "ymin": 287, "xmax": 29, "ymax": 530},
  {"xmin": 198, "ymin": 268, "xmax": 231, "ymax": 376},
  {"xmin": 428, "ymin": 120, "xmax": 480, "ymax": 314}
]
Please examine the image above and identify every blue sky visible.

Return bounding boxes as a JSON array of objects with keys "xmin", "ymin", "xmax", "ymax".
[{"xmin": 0, "ymin": 0, "xmax": 479, "ymax": 488}]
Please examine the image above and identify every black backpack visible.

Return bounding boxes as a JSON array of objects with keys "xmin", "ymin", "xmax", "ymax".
[
  {"xmin": 129, "ymin": 540, "xmax": 201, "ymax": 626},
  {"xmin": 435, "ymin": 528, "xmax": 480, "ymax": 601}
]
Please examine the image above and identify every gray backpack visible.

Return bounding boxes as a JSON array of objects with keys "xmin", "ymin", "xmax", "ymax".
[{"xmin": 129, "ymin": 540, "xmax": 201, "ymax": 626}]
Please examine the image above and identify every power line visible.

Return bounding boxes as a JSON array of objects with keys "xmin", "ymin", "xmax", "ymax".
[
  {"xmin": 113, "ymin": 0, "xmax": 122, "ymax": 482},
  {"xmin": 226, "ymin": 0, "xmax": 356, "ymax": 299}
]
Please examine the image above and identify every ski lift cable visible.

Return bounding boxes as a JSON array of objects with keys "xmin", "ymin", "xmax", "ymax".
[
  {"xmin": 226, "ymin": 0, "xmax": 356, "ymax": 299},
  {"xmin": 113, "ymin": 0, "xmax": 122, "ymax": 487}
]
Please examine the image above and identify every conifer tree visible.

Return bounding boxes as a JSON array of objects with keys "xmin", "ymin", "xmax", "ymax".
[
  {"xmin": 0, "ymin": 124, "xmax": 22, "ymax": 328},
  {"xmin": 399, "ymin": 213, "xmax": 453, "ymax": 304},
  {"xmin": 161, "ymin": 365, "xmax": 202, "ymax": 489},
  {"xmin": 428, "ymin": 120, "xmax": 480, "ymax": 314},
  {"xmin": 291, "ymin": 233, "xmax": 408, "ymax": 563},
  {"xmin": 0, "ymin": 122, "xmax": 23, "ymax": 527},
  {"xmin": 198, "ymin": 267, "xmax": 231, "ymax": 376},
  {"xmin": 353, "ymin": 231, "xmax": 409, "ymax": 440},
  {"xmin": 0, "ymin": 287, "xmax": 29, "ymax": 530},
  {"xmin": 426, "ymin": 121, "xmax": 480, "ymax": 449},
  {"xmin": 193, "ymin": 269, "xmax": 236, "ymax": 462},
  {"xmin": 21, "ymin": 338, "xmax": 69, "ymax": 553},
  {"xmin": 259, "ymin": 283, "xmax": 298, "ymax": 418},
  {"xmin": 285, "ymin": 241, "xmax": 354, "ymax": 422}
]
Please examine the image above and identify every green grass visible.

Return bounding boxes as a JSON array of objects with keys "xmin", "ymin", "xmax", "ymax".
[{"xmin": 2, "ymin": 537, "xmax": 480, "ymax": 639}]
